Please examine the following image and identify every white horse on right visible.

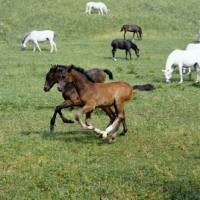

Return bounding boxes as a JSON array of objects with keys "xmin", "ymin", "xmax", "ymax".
[
  {"xmin": 183, "ymin": 43, "xmax": 200, "ymax": 74},
  {"xmin": 162, "ymin": 49, "xmax": 200, "ymax": 83},
  {"xmin": 85, "ymin": 2, "xmax": 108, "ymax": 15}
]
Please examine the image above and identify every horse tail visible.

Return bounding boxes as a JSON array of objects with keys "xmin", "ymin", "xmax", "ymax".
[
  {"xmin": 120, "ymin": 25, "xmax": 125, "ymax": 32},
  {"xmin": 133, "ymin": 84, "xmax": 155, "ymax": 91},
  {"xmin": 103, "ymin": 69, "xmax": 113, "ymax": 80},
  {"xmin": 137, "ymin": 26, "xmax": 143, "ymax": 38}
]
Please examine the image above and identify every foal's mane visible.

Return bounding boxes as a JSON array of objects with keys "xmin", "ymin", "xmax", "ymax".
[{"xmin": 69, "ymin": 65, "xmax": 95, "ymax": 83}]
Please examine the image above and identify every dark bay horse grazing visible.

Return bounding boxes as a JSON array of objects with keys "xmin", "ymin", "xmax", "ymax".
[
  {"xmin": 57, "ymin": 65, "xmax": 133, "ymax": 144},
  {"xmin": 111, "ymin": 39, "xmax": 140, "ymax": 61},
  {"xmin": 44, "ymin": 65, "xmax": 119, "ymax": 132},
  {"xmin": 121, "ymin": 25, "xmax": 143, "ymax": 40}
]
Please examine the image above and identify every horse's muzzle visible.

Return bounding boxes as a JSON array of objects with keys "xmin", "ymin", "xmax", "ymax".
[
  {"xmin": 43, "ymin": 86, "xmax": 50, "ymax": 92},
  {"xmin": 57, "ymin": 86, "xmax": 63, "ymax": 92}
]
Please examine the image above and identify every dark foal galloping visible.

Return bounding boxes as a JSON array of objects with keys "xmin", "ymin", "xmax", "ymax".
[
  {"xmin": 44, "ymin": 65, "xmax": 119, "ymax": 132},
  {"xmin": 121, "ymin": 25, "xmax": 143, "ymax": 40},
  {"xmin": 111, "ymin": 39, "xmax": 140, "ymax": 61}
]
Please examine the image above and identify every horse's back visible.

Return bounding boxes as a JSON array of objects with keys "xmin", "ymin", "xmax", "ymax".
[
  {"xmin": 98, "ymin": 81, "xmax": 133, "ymax": 98},
  {"xmin": 168, "ymin": 49, "xmax": 200, "ymax": 65},
  {"xmin": 186, "ymin": 43, "xmax": 200, "ymax": 50},
  {"xmin": 86, "ymin": 68, "xmax": 106, "ymax": 83}
]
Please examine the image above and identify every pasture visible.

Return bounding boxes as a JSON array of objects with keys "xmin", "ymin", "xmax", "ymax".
[{"xmin": 0, "ymin": 0, "xmax": 200, "ymax": 199}]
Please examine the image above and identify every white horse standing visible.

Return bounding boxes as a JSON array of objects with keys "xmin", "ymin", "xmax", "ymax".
[
  {"xmin": 85, "ymin": 2, "xmax": 108, "ymax": 15},
  {"xmin": 21, "ymin": 30, "xmax": 57, "ymax": 52},
  {"xmin": 162, "ymin": 49, "xmax": 200, "ymax": 83}
]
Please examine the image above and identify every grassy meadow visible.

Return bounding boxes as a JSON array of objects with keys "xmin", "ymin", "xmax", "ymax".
[{"xmin": 0, "ymin": 0, "xmax": 200, "ymax": 199}]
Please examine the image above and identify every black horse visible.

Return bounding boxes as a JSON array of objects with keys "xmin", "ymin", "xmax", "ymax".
[
  {"xmin": 120, "ymin": 25, "xmax": 143, "ymax": 40},
  {"xmin": 111, "ymin": 39, "xmax": 140, "ymax": 61}
]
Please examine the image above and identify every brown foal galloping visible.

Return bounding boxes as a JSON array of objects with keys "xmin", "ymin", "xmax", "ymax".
[{"xmin": 58, "ymin": 65, "xmax": 133, "ymax": 144}]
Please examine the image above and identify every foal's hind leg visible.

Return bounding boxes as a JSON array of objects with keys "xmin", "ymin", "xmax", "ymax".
[{"xmin": 119, "ymin": 119, "xmax": 127, "ymax": 136}]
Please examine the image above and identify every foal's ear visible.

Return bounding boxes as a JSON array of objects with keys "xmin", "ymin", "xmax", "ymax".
[{"xmin": 68, "ymin": 64, "xmax": 73, "ymax": 72}]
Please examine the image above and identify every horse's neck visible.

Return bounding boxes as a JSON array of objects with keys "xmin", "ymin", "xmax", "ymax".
[
  {"xmin": 22, "ymin": 33, "xmax": 30, "ymax": 44},
  {"xmin": 72, "ymin": 69, "xmax": 92, "ymax": 93},
  {"xmin": 166, "ymin": 57, "xmax": 175, "ymax": 72}
]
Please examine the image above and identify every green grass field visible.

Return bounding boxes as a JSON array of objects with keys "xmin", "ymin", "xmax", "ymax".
[{"xmin": 0, "ymin": 0, "xmax": 200, "ymax": 199}]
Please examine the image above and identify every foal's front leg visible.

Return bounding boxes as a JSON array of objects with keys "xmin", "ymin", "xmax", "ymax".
[
  {"xmin": 126, "ymin": 50, "xmax": 131, "ymax": 60},
  {"xmin": 75, "ymin": 105, "xmax": 96, "ymax": 130},
  {"xmin": 50, "ymin": 100, "xmax": 75, "ymax": 131}
]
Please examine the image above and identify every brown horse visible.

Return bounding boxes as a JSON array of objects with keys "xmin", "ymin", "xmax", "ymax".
[
  {"xmin": 57, "ymin": 65, "xmax": 133, "ymax": 144},
  {"xmin": 121, "ymin": 25, "xmax": 143, "ymax": 40},
  {"xmin": 44, "ymin": 65, "xmax": 121, "ymax": 132}
]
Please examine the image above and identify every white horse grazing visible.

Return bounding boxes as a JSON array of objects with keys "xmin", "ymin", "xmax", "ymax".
[
  {"xmin": 162, "ymin": 49, "xmax": 200, "ymax": 83},
  {"xmin": 85, "ymin": 2, "xmax": 108, "ymax": 15},
  {"xmin": 21, "ymin": 30, "xmax": 57, "ymax": 52}
]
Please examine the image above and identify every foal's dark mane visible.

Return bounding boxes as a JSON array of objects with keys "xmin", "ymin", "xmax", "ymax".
[
  {"xmin": 127, "ymin": 40, "xmax": 139, "ymax": 50},
  {"xmin": 68, "ymin": 65, "xmax": 95, "ymax": 83}
]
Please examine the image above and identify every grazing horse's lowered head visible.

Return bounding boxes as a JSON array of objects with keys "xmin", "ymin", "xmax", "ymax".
[{"xmin": 111, "ymin": 39, "xmax": 140, "ymax": 61}]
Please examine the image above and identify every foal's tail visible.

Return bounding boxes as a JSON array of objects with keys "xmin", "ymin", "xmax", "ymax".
[
  {"xmin": 133, "ymin": 84, "xmax": 155, "ymax": 91},
  {"xmin": 120, "ymin": 25, "xmax": 125, "ymax": 32},
  {"xmin": 103, "ymin": 69, "xmax": 113, "ymax": 80}
]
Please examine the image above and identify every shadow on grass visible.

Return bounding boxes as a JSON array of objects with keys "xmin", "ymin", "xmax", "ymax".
[
  {"xmin": 163, "ymin": 180, "xmax": 200, "ymax": 199},
  {"xmin": 103, "ymin": 56, "xmax": 138, "ymax": 61},
  {"xmin": 20, "ymin": 129, "xmax": 107, "ymax": 145},
  {"xmin": 35, "ymin": 106, "xmax": 55, "ymax": 110}
]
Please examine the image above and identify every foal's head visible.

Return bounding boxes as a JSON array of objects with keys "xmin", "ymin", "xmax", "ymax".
[
  {"xmin": 43, "ymin": 65, "xmax": 69, "ymax": 92},
  {"xmin": 57, "ymin": 65, "xmax": 79, "ymax": 92},
  {"xmin": 57, "ymin": 65, "xmax": 94, "ymax": 92},
  {"xmin": 135, "ymin": 48, "xmax": 140, "ymax": 57},
  {"xmin": 44, "ymin": 65, "xmax": 58, "ymax": 92}
]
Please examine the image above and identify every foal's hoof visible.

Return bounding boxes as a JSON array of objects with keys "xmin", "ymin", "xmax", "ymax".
[
  {"xmin": 119, "ymin": 131, "xmax": 127, "ymax": 136},
  {"xmin": 112, "ymin": 58, "xmax": 117, "ymax": 61},
  {"xmin": 108, "ymin": 140, "xmax": 113, "ymax": 144},
  {"xmin": 50, "ymin": 125, "xmax": 54, "ymax": 132},
  {"xmin": 64, "ymin": 119, "xmax": 74, "ymax": 124},
  {"xmin": 99, "ymin": 134, "xmax": 103, "ymax": 139}
]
